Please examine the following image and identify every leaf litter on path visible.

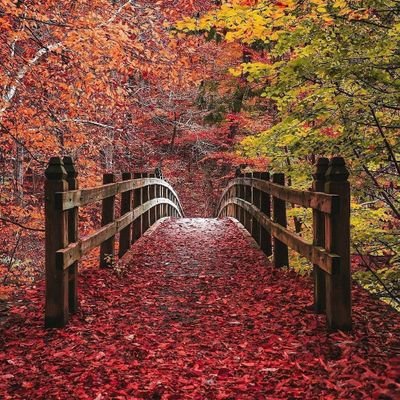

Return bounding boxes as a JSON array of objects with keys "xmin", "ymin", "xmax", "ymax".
[{"xmin": 1, "ymin": 218, "xmax": 399, "ymax": 399}]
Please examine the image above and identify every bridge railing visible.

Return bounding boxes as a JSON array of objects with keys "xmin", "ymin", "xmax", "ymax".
[
  {"xmin": 44, "ymin": 156, "xmax": 184, "ymax": 328},
  {"xmin": 216, "ymin": 157, "xmax": 351, "ymax": 331}
]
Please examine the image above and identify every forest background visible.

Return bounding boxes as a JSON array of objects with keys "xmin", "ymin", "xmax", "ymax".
[{"xmin": 0, "ymin": 0, "xmax": 399, "ymax": 310}]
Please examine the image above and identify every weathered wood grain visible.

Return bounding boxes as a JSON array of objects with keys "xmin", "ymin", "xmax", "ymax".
[
  {"xmin": 45, "ymin": 157, "xmax": 69, "ymax": 328},
  {"xmin": 217, "ymin": 178, "xmax": 339, "ymax": 214},
  {"xmin": 63, "ymin": 156, "xmax": 79, "ymax": 314},
  {"xmin": 218, "ymin": 197, "xmax": 340, "ymax": 275},
  {"xmin": 100, "ymin": 174, "xmax": 116, "ymax": 268},
  {"xmin": 56, "ymin": 178, "xmax": 184, "ymax": 214},
  {"xmin": 119, "ymin": 173, "xmax": 132, "ymax": 258},
  {"xmin": 57, "ymin": 198, "xmax": 182, "ymax": 270}
]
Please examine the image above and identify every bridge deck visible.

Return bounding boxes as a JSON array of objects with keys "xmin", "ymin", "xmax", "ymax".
[{"xmin": 1, "ymin": 218, "xmax": 399, "ymax": 399}]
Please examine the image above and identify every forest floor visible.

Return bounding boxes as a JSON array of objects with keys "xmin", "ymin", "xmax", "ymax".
[
  {"xmin": 162, "ymin": 159, "xmax": 220, "ymax": 218},
  {"xmin": 1, "ymin": 217, "xmax": 399, "ymax": 399}
]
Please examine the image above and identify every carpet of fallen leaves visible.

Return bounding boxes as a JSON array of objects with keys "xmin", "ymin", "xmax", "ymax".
[{"xmin": 1, "ymin": 218, "xmax": 399, "ymax": 399}]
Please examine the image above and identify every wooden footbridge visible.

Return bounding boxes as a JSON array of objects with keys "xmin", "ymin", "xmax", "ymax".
[{"xmin": 44, "ymin": 156, "xmax": 351, "ymax": 331}]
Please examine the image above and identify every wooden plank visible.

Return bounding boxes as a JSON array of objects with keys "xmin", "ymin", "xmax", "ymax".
[
  {"xmin": 57, "ymin": 198, "xmax": 181, "ymax": 270},
  {"xmin": 255, "ymin": 179, "xmax": 339, "ymax": 214},
  {"xmin": 57, "ymin": 178, "xmax": 184, "ymax": 215},
  {"xmin": 217, "ymin": 178, "xmax": 339, "ymax": 214},
  {"xmin": 58, "ymin": 182, "xmax": 119, "ymax": 211},
  {"xmin": 218, "ymin": 197, "xmax": 340, "ymax": 275}
]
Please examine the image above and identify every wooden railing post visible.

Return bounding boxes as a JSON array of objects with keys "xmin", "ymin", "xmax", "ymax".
[
  {"xmin": 63, "ymin": 156, "xmax": 79, "ymax": 314},
  {"xmin": 132, "ymin": 172, "xmax": 142, "ymax": 243},
  {"xmin": 119, "ymin": 172, "xmax": 132, "ymax": 258},
  {"xmin": 170, "ymin": 189, "xmax": 174, "ymax": 217},
  {"xmin": 244, "ymin": 172, "xmax": 252, "ymax": 232},
  {"xmin": 233, "ymin": 168, "xmax": 239, "ymax": 220},
  {"xmin": 165, "ymin": 187, "xmax": 168, "ymax": 217},
  {"xmin": 163, "ymin": 181, "xmax": 168, "ymax": 218},
  {"xmin": 235, "ymin": 169, "xmax": 243, "ymax": 224},
  {"xmin": 259, "ymin": 172, "xmax": 272, "ymax": 256},
  {"xmin": 100, "ymin": 173, "xmax": 116, "ymax": 268},
  {"xmin": 252, "ymin": 172, "xmax": 261, "ymax": 244},
  {"xmin": 312, "ymin": 158, "xmax": 329, "ymax": 313},
  {"xmin": 45, "ymin": 157, "xmax": 69, "ymax": 328},
  {"xmin": 154, "ymin": 169, "xmax": 160, "ymax": 221},
  {"xmin": 227, "ymin": 185, "xmax": 232, "ymax": 217},
  {"xmin": 272, "ymin": 173, "xmax": 289, "ymax": 268},
  {"xmin": 324, "ymin": 157, "xmax": 352, "ymax": 331},
  {"xmin": 168, "ymin": 189, "xmax": 172, "ymax": 217},
  {"xmin": 149, "ymin": 173, "xmax": 156, "ymax": 225},
  {"xmin": 142, "ymin": 172, "xmax": 150, "ymax": 232},
  {"xmin": 173, "ymin": 192, "xmax": 178, "ymax": 217},
  {"xmin": 160, "ymin": 183, "xmax": 165, "ymax": 218}
]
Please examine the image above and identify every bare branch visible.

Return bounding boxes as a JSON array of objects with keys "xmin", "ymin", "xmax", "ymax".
[
  {"xmin": 0, "ymin": 217, "xmax": 45, "ymax": 233},
  {"xmin": 62, "ymin": 118, "xmax": 124, "ymax": 131},
  {"xmin": 369, "ymin": 105, "xmax": 400, "ymax": 176},
  {"xmin": 0, "ymin": 123, "xmax": 46, "ymax": 165}
]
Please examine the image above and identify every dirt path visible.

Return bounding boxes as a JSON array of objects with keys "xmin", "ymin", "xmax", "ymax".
[{"xmin": 1, "ymin": 218, "xmax": 399, "ymax": 399}]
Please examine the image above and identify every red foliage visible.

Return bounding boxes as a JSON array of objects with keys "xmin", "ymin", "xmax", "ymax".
[{"xmin": 1, "ymin": 218, "xmax": 399, "ymax": 399}]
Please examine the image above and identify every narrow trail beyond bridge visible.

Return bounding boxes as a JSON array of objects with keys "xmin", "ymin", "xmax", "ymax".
[{"xmin": 1, "ymin": 217, "xmax": 399, "ymax": 399}]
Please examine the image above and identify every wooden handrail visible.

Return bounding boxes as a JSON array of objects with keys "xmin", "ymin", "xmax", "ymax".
[
  {"xmin": 55, "ymin": 177, "xmax": 184, "ymax": 213},
  {"xmin": 217, "ymin": 178, "xmax": 340, "ymax": 215},
  {"xmin": 56, "ymin": 198, "xmax": 181, "ymax": 270},
  {"xmin": 44, "ymin": 157, "xmax": 184, "ymax": 328},
  {"xmin": 216, "ymin": 157, "xmax": 351, "ymax": 332},
  {"xmin": 218, "ymin": 197, "xmax": 340, "ymax": 275}
]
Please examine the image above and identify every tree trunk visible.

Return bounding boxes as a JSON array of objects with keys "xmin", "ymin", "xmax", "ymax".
[
  {"xmin": 103, "ymin": 130, "xmax": 114, "ymax": 171},
  {"xmin": 169, "ymin": 112, "xmax": 178, "ymax": 152},
  {"xmin": 14, "ymin": 142, "xmax": 24, "ymax": 205}
]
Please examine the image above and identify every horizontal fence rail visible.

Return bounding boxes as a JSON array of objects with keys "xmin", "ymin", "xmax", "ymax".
[
  {"xmin": 216, "ymin": 157, "xmax": 351, "ymax": 331},
  {"xmin": 44, "ymin": 156, "xmax": 184, "ymax": 328}
]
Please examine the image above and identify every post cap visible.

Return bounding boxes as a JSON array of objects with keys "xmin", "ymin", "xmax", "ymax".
[
  {"xmin": 45, "ymin": 157, "xmax": 67, "ymax": 180},
  {"xmin": 63, "ymin": 156, "xmax": 78, "ymax": 178},
  {"xmin": 326, "ymin": 156, "xmax": 349, "ymax": 182},
  {"xmin": 312, "ymin": 157, "xmax": 329, "ymax": 181}
]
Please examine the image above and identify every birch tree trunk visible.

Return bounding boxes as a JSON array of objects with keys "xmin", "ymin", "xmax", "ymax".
[{"xmin": 14, "ymin": 142, "xmax": 24, "ymax": 205}]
